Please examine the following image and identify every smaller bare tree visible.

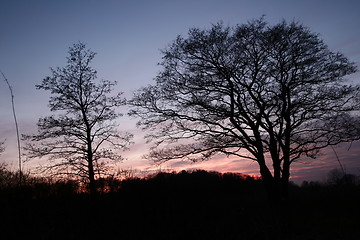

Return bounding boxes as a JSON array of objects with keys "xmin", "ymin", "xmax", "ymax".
[{"xmin": 24, "ymin": 42, "xmax": 133, "ymax": 196}]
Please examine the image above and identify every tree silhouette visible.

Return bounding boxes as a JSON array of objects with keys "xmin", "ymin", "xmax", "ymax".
[
  {"xmin": 24, "ymin": 42, "xmax": 133, "ymax": 196},
  {"xmin": 130, "ymin": 19, "xmax": 360, "ymax": 201}
]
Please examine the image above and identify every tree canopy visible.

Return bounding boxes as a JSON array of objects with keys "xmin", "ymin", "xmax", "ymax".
[{"xmin": 130, "ymin": 19, "xmax": 360, "ymax": 199}]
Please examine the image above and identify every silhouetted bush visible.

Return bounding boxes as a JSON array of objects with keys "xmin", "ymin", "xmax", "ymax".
[
  {"xmin": 326, "ymin": 168, "xmax": 360, "ymax": 187},
  {"xmin": 0, "ymin": 163, "xmax": 79, "ymax": 201}
]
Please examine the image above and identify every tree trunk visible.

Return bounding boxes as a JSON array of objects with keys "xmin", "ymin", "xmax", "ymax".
[
  {"xmin": 86, "ymin": 129, "xmax": 97, "ymax": 197},
  {"xmin": 83, "ymin": 109, "xmax": 97, "ymax": 197},
  {"xmin": 258, "ymin": 163, "xmax": 286, "ymax": 239},
  {"xmin": 259, "ymin": 162, "xmax": 276, "ymax": 201},
  {"xmin": 281, "ymin": 161, "xmax": 290, "ymax": 200},
  {"xmin": 87, "ymin": 156, "xmax": 97, "ymax": 197}
]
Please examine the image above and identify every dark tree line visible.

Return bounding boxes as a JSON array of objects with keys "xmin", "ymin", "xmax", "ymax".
[{"xmin": 1, "ymin": 168, "xmax": 359, "ymax": 239}]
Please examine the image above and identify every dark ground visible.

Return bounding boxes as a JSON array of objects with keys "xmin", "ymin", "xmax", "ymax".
[{"xmin": 1, "ymin": 170, "xmax": 359, "ymax": 240}]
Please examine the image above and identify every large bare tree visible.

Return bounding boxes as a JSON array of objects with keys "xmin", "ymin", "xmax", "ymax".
[
  {"xmin": 24, "ymin": 42, "xmax": 133, "ymax": 195},
  {"xmin": 130, "ymin": 19, "xmax": 360, "ymax": 201}
]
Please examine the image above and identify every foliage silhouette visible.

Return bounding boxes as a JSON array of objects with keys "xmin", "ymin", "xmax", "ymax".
[
  {"xmin": 130, "ymin": 18, "xmax": 360, "ymax": 202},
  {"xmin": 326, "ymin": 168, "xmax": 359, "ymax": 186},
  {"xmin": 23, "ymin": 42, "xmax": 133, "ymax": 196},
  {"xmin": 0, "ymin": 140, "xmax": 4, "ymax": 154}
]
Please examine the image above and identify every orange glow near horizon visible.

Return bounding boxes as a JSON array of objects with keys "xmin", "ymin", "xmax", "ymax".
[{"xmin": 118, "ymin": 141, "xmax": 360, "ymax": 185}]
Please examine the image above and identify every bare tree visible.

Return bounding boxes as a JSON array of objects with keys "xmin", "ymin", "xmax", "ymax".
[
  {"xmin": 24, "ymin": 42, "xmax": 133, "ymax": 196},
  {"xmin": 130, "ymin": 19, "xmax": 360, "ymax": 201}
]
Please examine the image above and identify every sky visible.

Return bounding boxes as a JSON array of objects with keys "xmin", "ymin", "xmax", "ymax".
[{"xmin": 1, "ymin": 0, "xmax": 360, "ymax": 184}]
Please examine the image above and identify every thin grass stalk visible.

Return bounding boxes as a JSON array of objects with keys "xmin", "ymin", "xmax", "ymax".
[{"xmin": 1, "ymin": 70, "xmax": 22, "ymax": 184}]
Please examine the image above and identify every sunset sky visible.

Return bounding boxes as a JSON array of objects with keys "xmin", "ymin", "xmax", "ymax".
[{"xmin": 1, "ymin": 0, "xmax": 360, "ymax": 184}]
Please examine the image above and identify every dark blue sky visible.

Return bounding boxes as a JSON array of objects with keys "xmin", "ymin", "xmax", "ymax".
[{"xmin": 1, "ymin": 0, "xmax": 360, "ymax": 183}]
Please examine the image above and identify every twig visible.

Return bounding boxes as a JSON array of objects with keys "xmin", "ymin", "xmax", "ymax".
[{"xmin": 330, "ymin": 145, "xmax": 345, "ymax": 175}]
